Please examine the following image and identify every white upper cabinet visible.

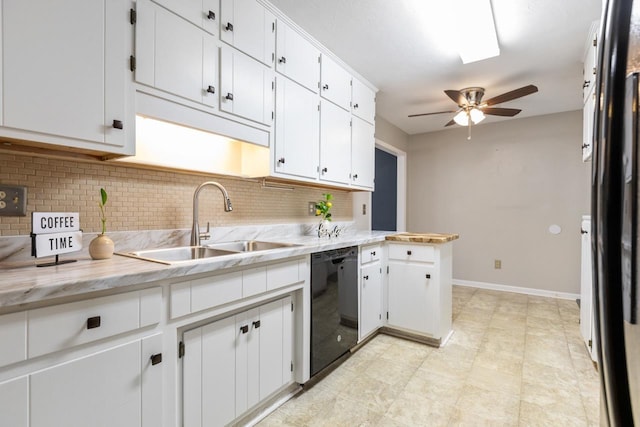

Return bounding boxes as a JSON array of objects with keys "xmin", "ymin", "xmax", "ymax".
[
  {"xmin": 351, "ymin": 117, "xmax": 375, "ymax": 189},
  {"xmin": 352, "ymin": 78, "xmax": 376, "ymax": 124},
  {"xmin": 136, "ymin": 0, "xmax": 217, "ymax": 108},
  {"xmin": 583, "ymin": 23, "xmax": 598, "ymax": 103},
  {"xmin": 152, "ymin": 0, "xmax": 219, "ymax": 35},
  {"xmin": 220, "ymin": 0, "xmax": 276, "ymax": 66},
  {"xmin": 0, "ymin": 0, "xmax": 133, "ymax": 155},
  {"xmin": 320, "ymin": 54, "xmax": 352, "ymax": 111},
  {"xmin": 276, "ymin": 20, "xmax": 320, "ymax": 93},
  {"xmin": 274, "ymin": 77, "xmax": 319, "ymax": 180},
  {"xmin": 220, "ymin": 46, "xmax": 274, "ymax": 125},
  {"xmin": 319, "ymin": 100, "xmax": 352, "ymax": 185}
]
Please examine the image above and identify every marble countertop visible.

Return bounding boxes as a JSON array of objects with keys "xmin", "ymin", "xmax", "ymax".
[
  {"xmin": 385, "ymin": 232, "xmax": 460, "ymax": 244},
  {"xmin": 0, "ymin": 228, "xmax": 391, "ymax": 312}
]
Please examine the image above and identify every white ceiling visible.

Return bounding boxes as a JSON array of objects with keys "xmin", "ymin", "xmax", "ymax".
[{"xmin": 268, "ymin": 0, "xmax": 603, "ymax": 135}]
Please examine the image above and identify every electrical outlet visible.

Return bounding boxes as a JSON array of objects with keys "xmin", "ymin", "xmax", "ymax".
[
  {"xmin": 494, "ymin": 259, "xmax": 502, "ymax": 269},
  {"xmin": 362, "ymin": 204, "xmax": 367, "ymax": 215},
  {"xmin": 308, "ymin": 202, "xmax": 316, "ymax": 216},
  {"xmin": 0, "ymin": 185, "xmax": 27, "ymax": 216}
]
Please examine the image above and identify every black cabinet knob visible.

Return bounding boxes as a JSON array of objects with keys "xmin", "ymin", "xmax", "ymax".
[
  {"xmin": 87, "ymin": 316, "xmax": 101, "ymax": 329},
  {"xmin": 206, "ymin": 85, "xmax": 215, "ymax": 94},
  {"xmin": 278, "ymin": 157, "xmax": 285, "ymax": 164},
  {"xmin": 352, "ymin": 174, "xmax": 358, "ymax": 179},
  {"xmin": 207, "ymin": 10, "xmax": 215, "ymax": 20},
  {"xmin": 225, "ymin": 93, "xmax": 234, "ymax": 101},
  {"xmin": 582, "ymin": 143, "xmax": 590, "ymax": 149},
  {"xmin": 240, "ymin": 325, "xmax": 249, "ymax": 334},
  {"xmin": 581, "ymin": 228, "xmax": 588, "ymax": 234},
  {"xmin": 407, "ymin": 250, "xmax": 412, "ymax": 255},
  {"xmin": 364, "ymin": 275, "xmax": 369, "ymax": 280},
  {"xmin": 252, "ymin": 320, "xmax": 261, "ymax": 329},
  {"xmin": 225, "ymin": 22, "xmax": 234, "ymax": 31},
  {"xmin": 353, "ymin": 103, "xmax": 359, "ymax": 109},
  {"xmin": 426, "ymin": 274, "xmax": 431, "ymax": 279},
  {"xmin": 371, "ymin": 251, "xmax": 376, "ymax": 256},
  {"xmin": 150, "ymin": 353, "xmax": 162, "ymax": 365},
  {"xmin": 322, "ymin": 84, "xmax": 329, "ymax": 90},
  {"xmin": 322, "ymin": 167, "xmax": 328, "ymax": 173},
  {"xmin": 279, "ymin": 57, "xmax": 287, "ymax": 64},
  {"xmin": 583, "ymin": 80, "xmax": 590, "ymax": 89},
  {"xmin": 112, "ymin": 119, "xmax": 123, "ymax": 129}
]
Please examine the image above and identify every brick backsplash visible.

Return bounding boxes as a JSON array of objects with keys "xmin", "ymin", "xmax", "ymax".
[{"xmin": 0, "ymin": 153, "xmax": 353, "ymax": 236}]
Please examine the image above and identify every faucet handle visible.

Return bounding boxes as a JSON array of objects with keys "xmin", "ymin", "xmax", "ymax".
[{"xmin": 199, "ymin": 222, "xmax": 211, "ymax": 242}]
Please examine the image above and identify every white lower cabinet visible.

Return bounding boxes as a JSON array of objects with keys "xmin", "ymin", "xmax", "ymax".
[
  {"xmin": 580, "ymin": 215, "xmax": 597, "ymax": 362},
  {"xmin": 359, "ymin": 244, "xmax": 383, "ymax": 340},
  {"xmin": 0, "ymin": 376, "xmax": 27, "ymax": 427},
  {"xmin": 183, "ymin": 296, "xmax": 293, "ymax": 427},
  {"xmin": 386, "ymin": 242, "xmax": 452, "ymax": 342}
]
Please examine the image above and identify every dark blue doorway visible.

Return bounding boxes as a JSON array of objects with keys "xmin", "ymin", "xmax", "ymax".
[{"xmin": 372, "ymin": 148, "xmax": 397, "ymax": 231}]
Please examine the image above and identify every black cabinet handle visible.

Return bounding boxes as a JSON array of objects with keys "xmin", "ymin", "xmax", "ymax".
[
  {"xmin": 407, "ymin": 250, "xmax": 412, "ymax": 255},
  {"xmin": 581, "ymin": 228, "xmax": 588, "ymax": 234},
  {"xmin": 279, "ymin": 57, "xmax": 286, "ymax": 64},
  {"xmin": 278, "ymin": 157, "xmax": 285, "ymax": 164},
  {"xmin": 426, "ymin": 274, "xmax": 431, "ymax": 279},
  {"xmin": 583, "ymin": 80, "xmax": 590, "ymax": 89},
  {"xmin": 364, "ymin": 275, "xmax": 369, "ymax": 280},
  {"xmin": 112, "ymin": 120, "xmax": 123, "ymax": 130},
  {"xmin": 322, "ymin": 84, "xmax": 329, "ymax": 90},
  {"xmin": 225, "ymin": 93, "xmax": 234, "ymax": 101},
  {"xmin": 371, "ymin": 251, "xmax": 376, "ymax": 256},
  {"xmin": 150, "ymin": 353, "xmax": 162, "ymax": 365},
  {"xmin": 207, "ymin": 10, "xmax": 215, "ymax": 20},
  {"xmin": 352, "ymin": 174, "xmax": 358, "ymax": 179},
  {"xmin": 206, "ymin": 85, "xmax": 215, "ymax": 94},
  {"xmin": 252, "ymin": 320, "xmax": 261, "ymax": 329},
  {"xmin": 322, "ymin": 167, "xmax": 328, "ymax": 173},
  {"xmin": 353, "ymin": 103, "xmax": 359, "ymax": 109},
  {"xmin": 87, "ymin": 316, "xmax": 101, "ymax": 329},
  {"xmin": 225, "ymin": 22, "xmax": 233, "ymax": 31},
  {"xmin": 582, "ymin": 143, "xmax": 590, "ymax": 149},
  {"xmin": 240, "ymin": 325, "xmax": 249, "ymax": 334}
]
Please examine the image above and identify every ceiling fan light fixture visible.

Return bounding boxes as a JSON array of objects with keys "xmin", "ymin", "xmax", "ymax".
[
  {"xmin": 469, "ymin": 108, "xmax": 486, "ymax": 124},
  {"xmin": 457, "ymin": 0, "xmax": 500, "ymax": 64},
  {"xmin": 453, "ymin": 110, "xmax": 469, "ymax": 126}
]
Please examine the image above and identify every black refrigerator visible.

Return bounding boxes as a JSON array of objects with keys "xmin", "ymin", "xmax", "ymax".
[{"xmin": 593, "ymin": 0, "xmax": 640, "ymax": 425}]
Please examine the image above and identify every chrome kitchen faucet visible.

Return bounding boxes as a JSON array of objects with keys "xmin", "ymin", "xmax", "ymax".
[{"xmin": 190, "ymin": 182, "xmax": 233, "ymax": 246}]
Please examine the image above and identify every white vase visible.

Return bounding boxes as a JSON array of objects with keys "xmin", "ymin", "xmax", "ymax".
[
  {"xmin": 317, "ymin": 220, "xmax": 330, "ymax": 238},
  {"xmin": 89, "ymin": 234, "xmax": 114, "ymax": 260}
]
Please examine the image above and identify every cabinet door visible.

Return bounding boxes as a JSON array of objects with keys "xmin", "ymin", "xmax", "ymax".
[
  {"xmin": 220, "ymin": 46, "xmax": 274, "ymax": 125},
  {"xmin": 580, "ymin": 217, "xmax": 596, "ymax": 361},
  {"xmin": 258, "ymin": 296, "xmax": 292, "ymax": 400},
  {"xmin": 136, "ymin": 0, "xmax": 217, "ymax": 108},
  {"xmin": 276, "ymin": 21, "xmax": 320, "ymax": 92},
  {"xmin": 351, "ymin": 78, "xmax": 376, "ymax": 124},
  {"xmin": 235, "ymin": 308, "xmax": 260, "ymax": 415},
  {"xmin": 2, "ymin": 0, "xmax": 130, "ymax": 152},
  {"xmin": 153, "ymin": 0, "xmax": 218, "ymax": 35},
  {"xmin": 0, "ymin": 376, "xmax": 27, "ymax": 427},
  {"xmin": 320, "ymin": 100, "xmax": 352, "ymax": 185},
  {"xmin": 220, "ymin": 0, "xmax": 275, "ymax": 66},
  {"xmin": 351, "ymin": 117, "xmax": 375, "ymax": 189},
  {"xmin": 320, "ymin": 54, "xmax": 352, "ymax": 111},
  {"xmin": 583, "ymin": 30, "xmax": 597, "ymax": 103},
  {"xmin": 30, "ymin": 340, "xmax": 142, "ymax": 427},
  {"xmin": 360, "ymin": 263, "xmax": 382, "ymax": 340},
  {"xmin": 274, "ymin": 77, "xmax": 319, "ymax": 179},
  {"xmin": 583, "ymin": 87, "xmax": 595, "ymax": 162},
  {"xmin": 388, "ymin": 263, "xmax": 437, "ymax": 335}
]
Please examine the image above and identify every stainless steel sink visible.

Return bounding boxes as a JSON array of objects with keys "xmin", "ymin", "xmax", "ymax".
[
  {"xmin": 206, "ymin": 240, "xmax": 301, "ymax": 252},
  {"xmin": 120, "ymin": 246, "xmax": 237, "ymax": 264}
]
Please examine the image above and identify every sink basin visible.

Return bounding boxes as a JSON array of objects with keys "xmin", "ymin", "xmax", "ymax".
[
  {"xmin": 206, "ymin": 240, "xmax": 301, "ymax": 252},
  {"xmin": 120, "ymin": 246, "xmax": 237, "ymax": 264}
]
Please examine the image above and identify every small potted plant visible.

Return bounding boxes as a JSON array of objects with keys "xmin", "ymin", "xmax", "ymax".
[
  {"xmin": 315, "ymin": 193, "xmax": 333, "ymax": 237},
  {"xmin": 89, "ymin": 188, "xmax": 114, "ymax": 259}
]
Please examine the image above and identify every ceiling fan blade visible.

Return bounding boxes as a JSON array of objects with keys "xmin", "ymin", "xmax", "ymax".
[
  {"xmin": 483, "ymin": 85, "xmax": 538, "ymax": 106},
  {"xmin": 481, "ymin": 107, "xmax": 522, "ymax": 117},
  {"xmin": 444, "ymin": 119, "xmax": 456, "ymax": 127},
  {"xmin": 408, "ymin": 110, "xmax": 457, "ymax": 118},
  {"xmin": 445, "ymin": 90, "xmax": 468, "ymax": 106}
]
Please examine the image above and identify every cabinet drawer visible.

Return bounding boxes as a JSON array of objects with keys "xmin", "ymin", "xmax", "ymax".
[
  {"xmin": 28, "ymin": 288, "xmax": 161, "ymax": 358},
  {"xmin": 360, "ymin": 244, "xmax": 381, "ymax": 265},
  {"xmin": 266, "ymin": 259, "xmax": 300, "ymax": 291},
  {"xmin": 388, "ymin": 244, "xmax": 435, "ymax": 263},
  {"xmin": 191, "ymin": 271, "xmax": 243, "ymax": 314},
  {"xmin": 0, "ymin": 311, "xmax": 27, "ymax": 368}
]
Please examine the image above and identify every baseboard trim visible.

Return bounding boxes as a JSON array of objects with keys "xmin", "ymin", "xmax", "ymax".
[{"xmin": 453, "ymin": 279, "xmax": 580, "ymax": 301}]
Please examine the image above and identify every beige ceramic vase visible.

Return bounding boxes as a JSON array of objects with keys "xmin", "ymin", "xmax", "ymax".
[{"xmin": 89, "ymin": 234, "xmax": 114, "ymax": 260}]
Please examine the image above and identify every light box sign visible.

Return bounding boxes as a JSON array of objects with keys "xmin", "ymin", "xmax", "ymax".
[{"xmin": 31, "ymin": 212, "xmax": 82, "ymax": 258}]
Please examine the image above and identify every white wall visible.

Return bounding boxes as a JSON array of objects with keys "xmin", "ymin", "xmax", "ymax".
[{"xmin": 407, "ymin": 111, "xmax": 590, "ymax": 295}]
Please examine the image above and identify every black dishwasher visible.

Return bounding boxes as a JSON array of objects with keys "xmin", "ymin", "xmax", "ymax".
[{"xmin": 310, "ymin": 246, "xmax": 358, "ymax": 377}]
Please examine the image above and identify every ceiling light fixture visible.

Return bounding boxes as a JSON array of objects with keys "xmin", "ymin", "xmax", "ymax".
[
  {"xmin": 457, "ymin": 0, "xmax": 500, "ymax": 64},
  {"xmin": 453, "ymin": 108, "xmax": 486, "ymax": 126}
]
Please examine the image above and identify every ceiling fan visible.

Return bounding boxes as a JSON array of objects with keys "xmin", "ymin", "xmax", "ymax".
[{"xmin": 409, "ymin": 84, "xmax": 539, "ymax": 139}]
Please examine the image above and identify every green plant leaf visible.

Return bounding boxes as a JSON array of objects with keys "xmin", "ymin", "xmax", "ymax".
[{"xmin": 100, "ymin": 188, "xmax": 108, "ymax": 206}]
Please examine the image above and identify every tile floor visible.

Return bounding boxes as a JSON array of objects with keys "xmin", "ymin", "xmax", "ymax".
[{"xmin": 258, "ymin": 285, "xmax": 600, "ymax": 426}]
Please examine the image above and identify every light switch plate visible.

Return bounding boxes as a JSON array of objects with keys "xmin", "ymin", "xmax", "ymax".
[
  {"xmin": 0, "ymin": 185, "xmax": 27, "ymax": 216},
  {"xmin": 308, "ymin": 202, "xmax": 316, "ymax": 216}
]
